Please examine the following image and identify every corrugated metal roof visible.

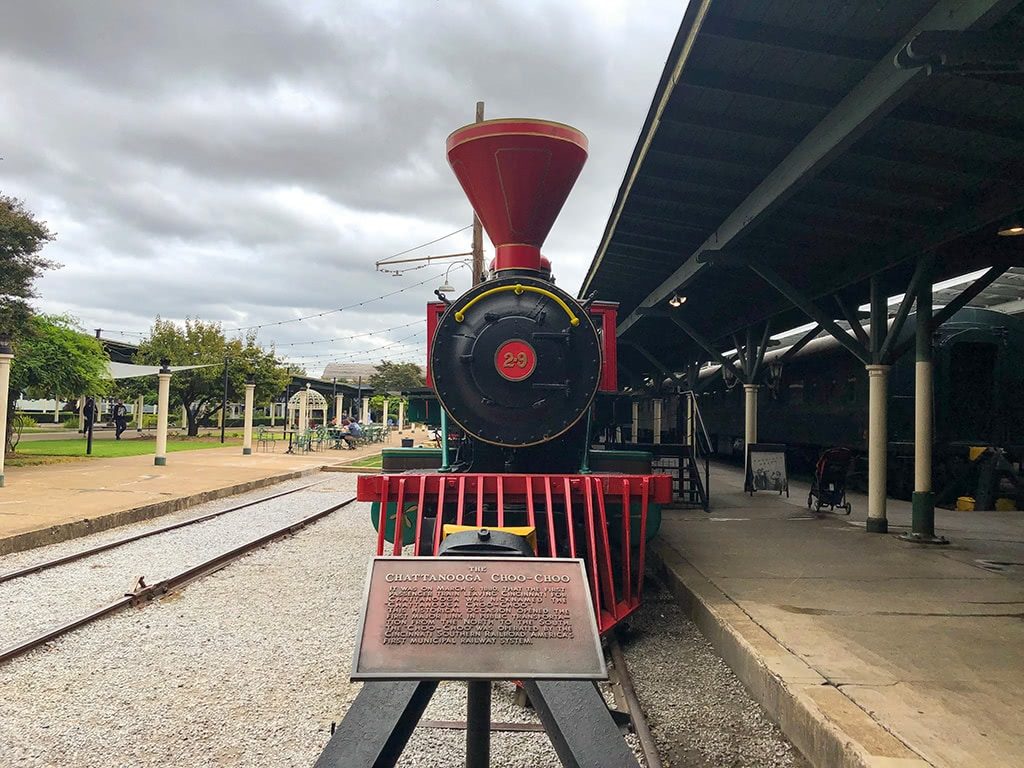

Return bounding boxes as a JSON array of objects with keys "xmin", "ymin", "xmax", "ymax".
[{"xmin": 581, "ymin": 0, "xmax": 1024, "ymax": 377}]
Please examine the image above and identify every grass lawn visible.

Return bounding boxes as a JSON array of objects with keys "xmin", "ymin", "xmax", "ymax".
[
  {"xmin": 347, "ymin": 452, "xmax": 383, "ymax": 468},
  {"xmin": 7, "ymin": 437, "xmax": 242, "ymax": 466}
]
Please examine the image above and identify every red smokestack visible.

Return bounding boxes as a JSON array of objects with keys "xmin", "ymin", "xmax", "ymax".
[{"xmin": 447, "ymin": 119, "xmax": 588, "ymax": 274}]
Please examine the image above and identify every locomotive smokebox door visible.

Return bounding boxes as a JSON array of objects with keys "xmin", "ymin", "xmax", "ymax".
[{"xmin": 431, "ymin": 276, "xmax": 602, "ymax": 448}]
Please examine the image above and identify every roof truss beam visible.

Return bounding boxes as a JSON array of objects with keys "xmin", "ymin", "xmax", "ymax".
[
  {"xmin": 699, "ymin": 15, "xmax": 889, "ymax": 61},
  {"xmin": 616, "ymin": 0, "xmax": 1017, "ymax": 337}
]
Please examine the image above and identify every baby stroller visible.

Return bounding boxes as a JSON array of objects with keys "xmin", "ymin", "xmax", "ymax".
[{"xmin": 808, "ymin": 447, "xmax": 853, "ymax": 514}]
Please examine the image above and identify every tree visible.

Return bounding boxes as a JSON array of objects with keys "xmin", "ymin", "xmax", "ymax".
[
  {"xmin": 369, "ymin": 360, "xmax": 425, "ymax": 394},
  {"xmin": 1, "ymin": 194, "xmax": 57, "ymax": 454},
  {"xmin": 135, "ymin": 318, "xmax": 290, "ymax": 436},
  {"xmin": 7, "ymin": 315, "xmax": 111, "ymax": 453},
  {"xmin": 0, "ymin": 195, "xmax": 56, "ymax": 341}
]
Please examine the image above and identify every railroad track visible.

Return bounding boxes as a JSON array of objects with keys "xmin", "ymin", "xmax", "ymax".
[
  {"xmin": 2, "ymin": 483, "xmax": 661, "ymax": 766},
  {"xmin": 0, "ymin": 479, "xmax": 326, "ymax": 586},
  {"xmin": 0, "ymin": 489, "xmax": 357, "ymax": 665}
]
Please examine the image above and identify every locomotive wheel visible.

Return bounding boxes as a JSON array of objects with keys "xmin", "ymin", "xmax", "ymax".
[{"xmin": 844, "ymin": 502, "xmax": 852, "ymax": 515}]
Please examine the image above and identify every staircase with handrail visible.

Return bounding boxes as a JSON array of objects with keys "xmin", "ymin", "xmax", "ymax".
[{"xmin": 679, "ymin": 390, "xmax": 711, "ymax": 512}]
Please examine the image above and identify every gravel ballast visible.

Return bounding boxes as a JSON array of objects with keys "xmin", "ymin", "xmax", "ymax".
[{"xmin": 0, "ymin": 472, "xmax": 805, "ymax": 767}]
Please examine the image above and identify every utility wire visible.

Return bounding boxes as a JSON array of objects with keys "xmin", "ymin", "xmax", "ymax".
[
  {"xmin": 280, "ymin": 331, "xmax": 424, "ymax": 362},
  {"xmin": 227, "ymin": 271, "xmax": 445, "ymax": 332},
  {"xmin": 375, "ymin": 225, "xmax": 472, "ymax": 264},
  {"xmin": 268, "ymin": 320, "xmax": 425, "ymax": 347}
]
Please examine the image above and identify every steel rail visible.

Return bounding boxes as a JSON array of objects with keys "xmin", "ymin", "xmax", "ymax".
[
  {"xmin": 608, "ymin": 635, "xmax": 663, "ymax": 768},
  {"xmin": 0, "ymin": 495, "xmax": 356, "ymax": 666},
  {"xmin": 0, "ymin": 480, "xmax": 326, "ymax": 585}
]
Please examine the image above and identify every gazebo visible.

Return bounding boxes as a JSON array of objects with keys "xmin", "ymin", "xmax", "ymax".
[{"xmin": 287, "ymin": 388, "xmax": 328, "ymax": 429}]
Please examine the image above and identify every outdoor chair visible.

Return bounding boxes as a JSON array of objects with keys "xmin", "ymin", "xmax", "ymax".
[{"xmin": 256, "ymin": 427, "xmax": 277, "ymax": 453}]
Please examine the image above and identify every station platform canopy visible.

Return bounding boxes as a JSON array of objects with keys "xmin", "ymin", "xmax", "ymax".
[{"xmin": 580, "ymin": 0, "xmax": 1024, "ymax": 379}]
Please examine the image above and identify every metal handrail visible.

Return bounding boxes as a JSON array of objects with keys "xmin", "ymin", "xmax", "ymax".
[{"xmin": 680, "ymin": 389, "xmax": 711, "ymax": 511}]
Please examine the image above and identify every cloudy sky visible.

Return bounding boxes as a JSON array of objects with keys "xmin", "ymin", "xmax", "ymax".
[{"xmin": 1, "ymin": 0, "xmax": 684, "ymax": 375}]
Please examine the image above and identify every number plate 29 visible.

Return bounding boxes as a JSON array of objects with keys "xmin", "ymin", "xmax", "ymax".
[{"xmin": 494, "ymin": 339, "xmax": 537, "ymax": 382}]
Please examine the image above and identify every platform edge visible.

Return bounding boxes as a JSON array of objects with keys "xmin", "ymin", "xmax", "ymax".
[{"xmin": 649, "ymin": 541, "xmax": 932, "ymax": 768}]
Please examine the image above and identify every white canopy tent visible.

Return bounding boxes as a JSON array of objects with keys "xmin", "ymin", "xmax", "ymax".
[{"xmin": 107, "ymin": 362, "xmax": 214, "ymax": 379}]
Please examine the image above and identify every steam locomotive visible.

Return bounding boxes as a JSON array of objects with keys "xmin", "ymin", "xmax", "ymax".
[{"xmin": 357, "ymin": 118, "xmax": 672, "ymax": 634}]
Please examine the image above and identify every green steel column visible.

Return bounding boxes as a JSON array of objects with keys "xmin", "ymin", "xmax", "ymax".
[
  {"xmin": 903, "ymin": 261, "xmax": 947, "ymax": 544},
  {"xmin": 579, "ymin": 408, "xmax": 593, "ymax": 474},
  {"xmin": 439, "ymin": 408, "xmax": 450, "ymax": 471}
]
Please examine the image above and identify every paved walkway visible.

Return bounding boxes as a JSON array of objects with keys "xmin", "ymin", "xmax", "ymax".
[
  {"xmin": 655, "ymin": 462, "xmax": 1024, "ymax": 768},
  {"xmin": 0, "ymin": 428, "xmax": 419, "ymax": 555}
]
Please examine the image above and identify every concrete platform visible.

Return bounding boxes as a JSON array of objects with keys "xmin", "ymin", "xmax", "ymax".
[
  {"xmin": 0, "ymin": 432, "xmax": 412, "ymax": 555},
  {"xmin": 653, "ymin": 462, "xmax": 1024, "ymax": 768}
]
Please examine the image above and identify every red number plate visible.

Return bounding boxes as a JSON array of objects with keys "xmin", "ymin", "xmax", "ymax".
[{"xmin": 494, "ymin": 339, "xmax": 537, "ymax": 381}]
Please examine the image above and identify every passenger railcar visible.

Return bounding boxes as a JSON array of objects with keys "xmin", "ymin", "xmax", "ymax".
[{"xmin": 696, "ymin": 307, "xmax": 1024, "ymax": 498}]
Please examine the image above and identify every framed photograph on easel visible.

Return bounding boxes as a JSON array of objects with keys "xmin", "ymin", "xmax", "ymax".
[{"xmin": 745, "ymin": 443, "xmax": 789, "ymax": 497}]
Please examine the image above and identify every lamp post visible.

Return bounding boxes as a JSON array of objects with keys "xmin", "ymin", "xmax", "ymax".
[
  {"xmin": 436, "ymin": 261, "xmax": 471, "ymax": 296},
  {"xmin": 0, "ymin": 336, "xmax": 13, "ymax": 487},
  {"xmin": 220, "ymin": 355, "xmax": 229, "ymax": 444}
]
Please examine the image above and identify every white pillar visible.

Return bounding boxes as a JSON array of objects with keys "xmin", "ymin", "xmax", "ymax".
[
  {"xmin": 866, "ymin": 365, "xmax": 890, "ymax": 533},
  {"xmin": 362, "ymin": 397, "xmax": 369, "ymax": 423},
  {"xmin": 631, "ymin": 400, "xmax": 639, "ymax": 443},
  {"xmin": 335, "ymin": 394, "xmax": 343, "ymax": 427},
  {"xmin": 298, "ymin": 388, "xmax": 309, "ymax": 432},
  {"xmin": 155, "ymin": 369, "xmax": 171, "ymax": 466},
  {"xmin": 135, "ymin": 394, "xmax": 144, "ymax": 432},
  {"xmin": 743, "ymin": 384, "xmax": 759, "ymax": 449},
  {"xmin": 180, "ymin": 405, "xmax": 187, "ymax": 431},
  {"xmin": 398, "ymin": 400, "xmax": 405, "ymax": 433},
  {"xmin": 78, "ymin": 396, "xmax": 85, "ymax": 432},
  {"xmin": 217, "ymin": 407, "xmax": 223, "ymax": 428},
  {"xmin": 0, "ymin": 347, "xmax": 13, "ymax": 487},
  {"xmin": 53, "ymin": 395, "xmax": 60, "ymax": 424},
  {"xmin": 383, "ymin": 397, "xmax": 389, "ymax": 426},
  {"xmin": 242, "ymin": 382, "xmax": 255, "ymax": 456},
  {"xmin": 653, "ymin": 399, "xmax": 663, "ymax": 445}
]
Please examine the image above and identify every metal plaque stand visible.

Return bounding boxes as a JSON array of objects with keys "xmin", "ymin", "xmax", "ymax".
[
  {"xmin": 314, "ymin": 678, "xmax": 637, "ymax": 768},
  {"xmin": 314, "ymin": 530, "xmax": 640, "ymax": 768}
]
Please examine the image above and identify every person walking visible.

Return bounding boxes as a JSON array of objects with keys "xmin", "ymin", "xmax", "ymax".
[
  {"xmin": 112, "ymin": 399, "xmax": 128, "ymax": 440},
  {"xmin": 82, "ymin": 396, "xmax": 99, "ymax": 436}
]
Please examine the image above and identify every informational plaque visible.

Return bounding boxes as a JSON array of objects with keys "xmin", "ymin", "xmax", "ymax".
[{"xmin": 352, "ymin": 557, "xmax": 606, "ymax": 681}]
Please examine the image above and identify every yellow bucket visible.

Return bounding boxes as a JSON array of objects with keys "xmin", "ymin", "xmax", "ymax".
[{"xmin": 956, "ymin": 496, "xmax": 975, "ymax": 512}]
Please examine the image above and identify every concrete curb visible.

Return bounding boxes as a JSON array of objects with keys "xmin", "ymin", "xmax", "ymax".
[
  {"xmin": 0, "ymin": 465, "xmax": 329, "ymax": 557},
  {"xmin": 650, "ymin": 541, "xmax": 931, "ymax": 768}
]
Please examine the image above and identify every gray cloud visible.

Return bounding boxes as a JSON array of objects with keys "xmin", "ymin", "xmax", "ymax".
[{"xmin": 0, "ymin": 0, "xmax": 684, "ymax": 374}]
